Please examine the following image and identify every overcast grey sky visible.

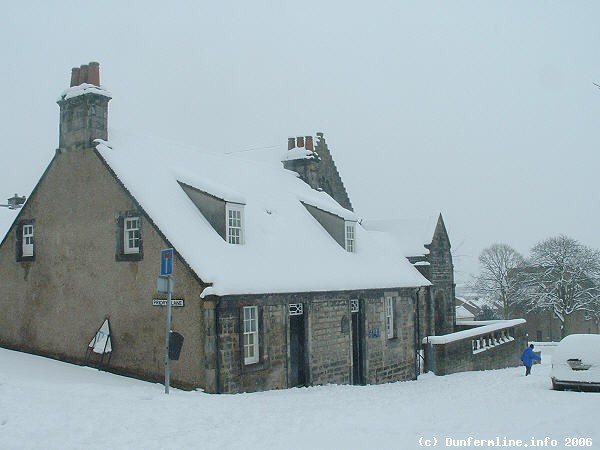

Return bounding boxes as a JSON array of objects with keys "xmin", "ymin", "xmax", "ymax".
[{"xmin": 1, "ymin": 1, "xmax": 599, "ymax": 284}]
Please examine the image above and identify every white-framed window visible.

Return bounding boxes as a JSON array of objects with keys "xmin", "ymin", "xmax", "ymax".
[
  {"xmin": 385, "ymin": 296, "xmax": 395, "ymax": 339},
  {"xmin": 243, "ymin": 306, "xmax": 259, "ymax": 364},
  {"xmin": 22, "ymin": 224, "xmax": 34, "ymax": 257},
  {"xmin": 226, "ymin": 203, "xmax": 244, "ymax": 244},
  {"xmin": 345, "ymin": 221, "xmax": 356, "ymax": 252},
  {"xmin": 124, "ymin": 216, "xmax": 141, "ymax": 254}
]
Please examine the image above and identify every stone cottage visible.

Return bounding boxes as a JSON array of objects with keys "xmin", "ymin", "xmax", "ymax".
[{"xmin": 0, "ymin": 63, "xmax": 435, "ymax": 393}]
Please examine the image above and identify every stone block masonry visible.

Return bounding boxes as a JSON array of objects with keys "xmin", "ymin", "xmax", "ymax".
[
  {"xmin": 309, "ymin": 298, "xmax": 352, "ymax": 385},
  {"xmin": 424, "ymin": 320, "xmax": 528, "ymax": 376}
]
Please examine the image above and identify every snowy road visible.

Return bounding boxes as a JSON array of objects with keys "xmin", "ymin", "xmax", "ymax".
[{"xmin": 1, "ymin": 344, "xmax": 597, "ymax": 449}]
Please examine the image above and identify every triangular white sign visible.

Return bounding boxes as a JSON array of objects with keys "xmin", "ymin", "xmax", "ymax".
[{"xmin": 89, "ymin": 319, "xmax": 112, "ymax": 354}]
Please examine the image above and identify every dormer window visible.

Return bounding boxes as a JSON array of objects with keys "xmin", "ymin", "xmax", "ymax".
[
  {"xmin": 226, "ymin": 203, "xmax": 244, "ymax": 245},
  {"xmin": 179, "ymin": 181, "xmax": 246, "ymax": 244},
  {"xmin": 345, "ymin": 221, "xmax": 356, "ymax": 252},
  {"xmin": 302, "ymin": 202, "xmax": 356, "ymax": 251}
]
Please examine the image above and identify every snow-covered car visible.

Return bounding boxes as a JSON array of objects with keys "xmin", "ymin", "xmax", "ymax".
[{"xmin": 551, "ymin": 334, "xmax": 600, "ymax": 391}]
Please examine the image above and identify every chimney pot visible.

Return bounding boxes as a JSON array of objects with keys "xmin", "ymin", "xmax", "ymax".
[
  {"xmin": 70, "ymin": 67, "xmax": 80, "ymax": 87},
  {"xmin": 79, "ymin": 64, "xmax": 89, "ymax": 85},
  {"xmin": 305, "ymin": 136, "xmax": 314, "ymax": 152},
  {"xmin": 88, "ymin": 62, "xmax": 100, "ymax": 86},
  {"xmin": 288, "ymin": 137, "xmax": 296, "ymax": 150},
  {"xmin": 296, "ymin": 136, "xmax": 305, "ymax": 148}
]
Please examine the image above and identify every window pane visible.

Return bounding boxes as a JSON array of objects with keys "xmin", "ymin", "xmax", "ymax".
[
  {"xmin": 227, "ymin": 206, "xmax": 244, "ymax": 245},
  {"xmin": 345, "ymin": 222, "xmax": 355, "ymax": 252},
  {"xmin": 385, "ymin": 297, "xmax": 394, "ymax": 339},
  {"xmin": 243, "ymin": 306, "xmax": 259, "ymax": 364},
  {"xmin": 22, "ymin": 224, "xmax": 34, "ymax": 257},
  {"xmin": 124, "ymin": 216, "xmax": 140, "ymax": 254}
]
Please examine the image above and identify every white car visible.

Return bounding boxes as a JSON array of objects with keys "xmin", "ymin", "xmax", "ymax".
[{"xmin": 551, "ymin": 334, "xmax": 600, "ymax": 391}]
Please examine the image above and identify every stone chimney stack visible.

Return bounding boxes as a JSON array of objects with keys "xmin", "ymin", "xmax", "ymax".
[
  {"xmin": 58, "ymin": 62, "xmax": 111, "ymax": 151},
  {"xmin": 282, "ymin": 135, "xmax": 320, "ymax": 191},
  {"xmin": 283, "ymin": 132, "xmax": 353, "ymax": 211}
]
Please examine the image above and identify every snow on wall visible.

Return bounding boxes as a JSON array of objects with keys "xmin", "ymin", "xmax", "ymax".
[
  {"xmin": 58, "ymin": 83, "xmax": 112, "ymax": 101},
  {"xmin": 96, "ymin": 132, "xmax": 431, "ymax": 297},
  {"xmin": 423, "ymin": 319, "xmax": 526, "ymax": 345},
  {"xmin": 281, "ymin": 148, "xmax": 319, "ymax": 162}
]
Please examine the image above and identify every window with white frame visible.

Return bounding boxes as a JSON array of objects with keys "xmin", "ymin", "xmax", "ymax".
[
  {"xmin": 243, "ymin": 306, "xmax": 259, "ymax": 364},
  {"xmin": 22, "ymin": 224, "xmax": 34, "ymax": 257},
  {"xmin": 345, "ymin": 221, "xmax": 356, "ymax": 252},
  {"xmin": 124, "ymin": 216, "xmax": 141, "ymax": 254},
  {"xmin": 385, "ymin": 296, "xmax": 395, "ymax": 339},
  {"xmin": 226, "ymin": 204, "xmax": 244, "ymax": 244}
]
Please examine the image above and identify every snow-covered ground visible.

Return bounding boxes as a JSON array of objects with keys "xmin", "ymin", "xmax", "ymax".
[{"xmin": 1, "ymin": 344, "xmax": 597, "ymax": 450}]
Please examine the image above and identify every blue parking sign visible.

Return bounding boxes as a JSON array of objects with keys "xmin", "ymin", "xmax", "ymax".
[{"xmin": 161, "ymin": 248, "xmax": 174, "ymax": 275}]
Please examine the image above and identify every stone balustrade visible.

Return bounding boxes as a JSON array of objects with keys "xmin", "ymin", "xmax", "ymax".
[{"xmin": 422, "ymin": 319, "xmax": 528, "ymax": 376}]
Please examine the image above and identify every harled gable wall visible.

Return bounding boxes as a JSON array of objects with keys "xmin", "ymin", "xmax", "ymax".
[{"xmin": 0, "ymin": 149, "xmax": 212, "ymax": 390}]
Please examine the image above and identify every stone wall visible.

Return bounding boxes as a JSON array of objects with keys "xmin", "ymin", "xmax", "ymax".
[
  {"xmin": 424, "ymin": 322, "xmax": 528, "ymax": 376},
  {"xmin": 309, "ymin": 297, "xmax": 353, "ymax": 385},
  {"xmin": 216, "ymin": 288, "xmax": 420, "ymax": 393},
  {"xmin": 364, "ymin": 291, "xmax": 417, "ymax": 383}
]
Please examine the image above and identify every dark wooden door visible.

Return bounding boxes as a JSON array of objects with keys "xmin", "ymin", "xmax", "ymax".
[
  {"xmin": 351, "ymin": 304, "xmax": 365, "ymax": 385},
  {"xmin": 289, "ymin": 313, "xmax": 306, "ymax": 387}
]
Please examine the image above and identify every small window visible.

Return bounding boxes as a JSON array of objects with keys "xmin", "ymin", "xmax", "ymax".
[
  {"xmin": 22, "ymin": 224, "xmax": 34, "ymax": 257},
  {"xmin": 243, "ymin": 306, "xmax": 259, "ymax": 364},
  {"xmin": 116, "ymin": 212, "xmax": 143, "ymax": 261},
  {"xmin": 124, "ymin": 217, "xmax": 141, "ymax": 254},
  {"xmin": 385, "ymin": 296, "xmax": 395, "ymax": 339},
  {"xmin": 226, "ymin": 204, "xmax": 244, "ymax": 244},
  {"xmin": 345, "ymin": 221, "xmax": 356, "ymax": 252},
  {"xmin": 16, "ymin": 219, "xmax": 35, "ymax": 261}
]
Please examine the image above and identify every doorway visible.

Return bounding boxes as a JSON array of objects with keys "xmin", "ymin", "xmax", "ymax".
[
  {"xmin": 350, "ymin": 299, "xmax": 365, "ymax": 385},
  {"xmin": 289, "ymin": 303, "xmax": 306, "ymax": 387}
]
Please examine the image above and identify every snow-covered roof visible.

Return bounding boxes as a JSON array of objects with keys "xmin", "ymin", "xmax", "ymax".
[
  {"xmin": 361, "ymin": 216, "xmax": 437, "ymax": 257},
  {"xmin": 455, "ymin": 305, "xmax": 475, "ymax": 320},
  {"xmin": 58, "ymin": 83, "xmax": 111, "ymax": 101},
  {"xmin": 455, "ymin": 294, "xmax": 488, "ymax": 310},
  {"xmin": 96, "ymin": 132, "xmax": 430, "ymax": 297}
]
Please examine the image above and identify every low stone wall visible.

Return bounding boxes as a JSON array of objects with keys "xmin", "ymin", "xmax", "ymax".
[{"xmin": 423, "ymin": 320, "xmax": 528, "ymax": 376}]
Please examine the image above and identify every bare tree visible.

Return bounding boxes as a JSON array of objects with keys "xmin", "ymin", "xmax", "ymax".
[
  {"xmin": 522, "ymin": 235, "xmax": 600, "ymax": 338},
  {"xmin": 472, "ymin": 243, "xmax": 525, "ymax": 319}
]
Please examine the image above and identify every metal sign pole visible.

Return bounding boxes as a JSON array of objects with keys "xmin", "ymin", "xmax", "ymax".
[
  {"xmin": 160, "ymin": 248, "xmax": 174, "ymax": 395},
  {"xmin": 165, "ymin": 276, "xmax": 172, "ymax": 394}
]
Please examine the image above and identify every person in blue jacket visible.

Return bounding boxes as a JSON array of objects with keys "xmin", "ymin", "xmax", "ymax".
[{"xmin": 520, "ymin": 344, "xmax": 541, "ymax": 375}]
